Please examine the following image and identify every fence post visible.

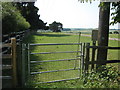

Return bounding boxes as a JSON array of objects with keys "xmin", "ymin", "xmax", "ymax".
[
  {"xmin": 22, "ymin": 44, "xmax": 26, "ymax": 87},
  {"xmin": 82, "ymin": 43, "xmax": 86, "ymax": 73},
  {"xmin": 16, "ymin": 42, "xmax": 22, "ymax": 87},
  {"xmin": 85, "ymin": 43, "xmax": 90, "ymax": 72},
  {"xmin": 11, "ymin": 38, "xmax": 17, "ymax": 87},
  {"xmin": 91, "ymin": 41, "xmax": 96, "ymax": 70},
  {"xmin": 27, "ymin": 44, "xmax": 30, "ymax": 76}
]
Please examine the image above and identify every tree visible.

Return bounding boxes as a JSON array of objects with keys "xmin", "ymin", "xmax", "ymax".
[
  {"xmin": 44, "ymin": 26, "xmax": 49, "ymax": 30},
  {"xmin": 110, "ymin": 2, "xmax": 120, "ymax": 25},
  {"xmin": 97, "ymin": 2, "xmax": 110, "ymax": 66},
  {"xmin": 78, "ymin": 0, "xmax": 111, "ymax": 67},
  {"xmin": 15, "ymin": 2, "xmax": 46, "ymax": 30},
  {"xmin": 49, "ymin": 21, "xmax": 63, "ymax": 32},
  {"xmin": 2, "ymin": 2, "xmax": 30, "ymax": 34}
]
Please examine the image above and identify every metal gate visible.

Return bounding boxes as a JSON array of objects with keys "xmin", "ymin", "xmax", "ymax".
[{"xmin": 26, "ymin": 43, "xmax": 85, "ymax": 84}]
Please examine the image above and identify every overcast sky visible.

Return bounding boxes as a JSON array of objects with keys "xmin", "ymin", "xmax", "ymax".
[{"xmin": 35, "ymin": 0, "xmax": 118, "ymax": 29}]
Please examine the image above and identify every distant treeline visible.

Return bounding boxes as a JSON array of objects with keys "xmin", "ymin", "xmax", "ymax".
[
  {"xmin": 63, "ymin": 28, "xmax": 94, "ymax": 31},
  {"xmin": 63, "ymin": 28, "xmax": 120, "ymax": 31}
]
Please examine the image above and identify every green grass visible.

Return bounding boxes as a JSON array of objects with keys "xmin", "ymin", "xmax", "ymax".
[
  {"xmin": 108, "ymin": 39, "xmax": 119, "ymax": 60},
  {"xmin": 109, "ymin": 34, "xmax": 120, "ymax": 39},
  {"xmin": 25, "ymin": 33, "xmax": 83, "ymax": 88},
  {"xmin": 24, "ymin": 32, "xmax": 120, "ymax": 88}
]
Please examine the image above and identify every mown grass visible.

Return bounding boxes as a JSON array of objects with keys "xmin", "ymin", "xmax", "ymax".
[
  {"xmin": 109, "ymin": 34, "xmax": 120, "ymax": 39},
  {"xmin": 24, "ymin": 32, "xmax": 120, "ymax": 88},
  {"xmin": 25, "ymin": 33, "xmax": 84, "ymax": 88}
]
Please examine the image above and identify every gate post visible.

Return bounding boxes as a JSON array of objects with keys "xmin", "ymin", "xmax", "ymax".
[
  {"xmin": 21, "ymin": 44, "xmax": 26, "ymax": 87},
  {"xmin": 11, "ymin": 38, "xmax": 17, "ymax": 87},
  {"xmin": 91, "ymin": 41, "xmax": 96, "ymax": 70},
  {"xmin": 27, "ymin": 44, "xmax": 30, "ymax": 76},
  {"xmin": 16, "ymin": 42, "xmax": 22, "ymax": 87},
  {"xmin": 85, "ymin": 43, "xmax": 90, "ymax": 73},
  {"xmin": 81, "ymin": 43, "xmax": 85, "ymax": 74}
]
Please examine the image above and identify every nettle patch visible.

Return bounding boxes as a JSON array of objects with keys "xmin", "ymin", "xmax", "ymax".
[{"xmin": 82, "ymin": 65, "xmax": 120, "ymax": 88}]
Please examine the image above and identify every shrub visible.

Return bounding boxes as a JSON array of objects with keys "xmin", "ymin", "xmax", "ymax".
[
  {"xmin": 2, "ymin": 2, "xmax": 30, "ymax": 34},
  {"xmin": 109, "ymin": 32, "xmax": 112, "ymax": 34},
  {"xmin": 82, "ymin": 65, "xmax": 120, "ymax": 88},
  {"xmin": 114, "ymin": 31, "xmax": 119, "ymax": 34}
]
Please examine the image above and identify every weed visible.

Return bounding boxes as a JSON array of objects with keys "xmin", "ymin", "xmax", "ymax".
[{"xmin": 82, "ymin": 65, "xmax": 120, "ymax": 88}]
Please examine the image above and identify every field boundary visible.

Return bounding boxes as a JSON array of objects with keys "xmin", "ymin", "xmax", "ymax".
[
  {"xmin": 2, "ymin": 38, "xmax": 17, "ymax": 87},
  {"xmin": 62, "ymin": 32, "xmax": 120, "ymax": 41},
  {"xmin": 84, "ymin": 43, "xmax": 120, "ymax": 72}
]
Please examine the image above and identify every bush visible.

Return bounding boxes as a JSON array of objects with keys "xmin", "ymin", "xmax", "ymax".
[
  {"xmin": 114, "ymin": 31, "xmax": 119, "ymax": 34},
  {"xmin": 82, "ymin": 65, "xmax": 120, "ymax": 88},
  {"xmin": 109, "ymin": 32, "xmax": 112, "ymax": 34},
  {"xmin": 2, "ymin": 2, "xmax": 30, "ymax": 34}
]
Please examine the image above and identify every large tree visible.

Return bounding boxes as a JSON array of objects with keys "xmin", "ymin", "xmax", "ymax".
[
  {"xmin": 97, "ymin": 2, "xmax": 110, "ymax": 66},
  {"xmin": 79, "ymin": 0, "xmax": 120, "ymax": 67},
  {"xmin": 78, "ymin": 0, "xmax": 111, "ymax": 66},
  {"xmin": 15, "ymin": 2, "xmax": 46, "ymax": 30},
  {"xmin": 49, "ymin": 21, "xmax": 63, "ymax": 32},
  {"xmin": 2, "ymin": 2, "xmax": 30, "ymax": 34}
]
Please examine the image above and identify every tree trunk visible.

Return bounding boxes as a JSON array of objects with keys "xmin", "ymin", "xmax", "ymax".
[{"xmin": 97, "ymin": 2, "xmax": 110, "ymax": 67}]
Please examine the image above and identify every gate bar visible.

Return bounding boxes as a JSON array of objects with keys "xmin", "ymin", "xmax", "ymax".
[
  {"xmin": 30, "ymin": 43, "xmax": 82, "ymax": 46},
  {"xmin": 34, "ymin": 77, "xmax": 80, "ymax": 84},
  {"xmin": 30, "ymin": 58, "xmax": 80, "ymax": 63},
  {"xmin": 31, "ymin": 68, "xmax": 80, "ymax": 75},
  {"xmin": 27, "ymin": 44, "xmax": 30, "ymax": 76},
  {"xmin": 30, "ymin": 51, "xmax": 82, "ymax": 55}
]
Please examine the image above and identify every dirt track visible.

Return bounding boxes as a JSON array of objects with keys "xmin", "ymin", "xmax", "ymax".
[
  {"xmin": 64, "ymin": 33, "xmax": 120, "ymax": 41},
  {"xmin": 81, "ymin": 34, "xmax": 120, "ymax": 41}
]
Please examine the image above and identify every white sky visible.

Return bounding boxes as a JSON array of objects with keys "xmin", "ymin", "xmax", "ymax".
[{"xmin": 35, "ymin": 0, "xmax": 118, "ymax": 29}]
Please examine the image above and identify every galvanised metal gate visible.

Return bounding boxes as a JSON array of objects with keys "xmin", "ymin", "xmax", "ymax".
[{"xmin": 26, "ymin": 43, "xmax": 85, "ymax": 84}]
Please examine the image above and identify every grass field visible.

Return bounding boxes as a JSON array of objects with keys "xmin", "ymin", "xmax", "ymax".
[
  {"xmin": 109, "ymin": 34, "xmax": 120, "ymax": 39},
  {"xmin": 24, "ymin": 32, "xmax": 120, "ymax": 88}
]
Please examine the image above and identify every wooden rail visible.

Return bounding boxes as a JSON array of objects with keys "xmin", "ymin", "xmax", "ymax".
[
  {"xmin": 87, "ymin": 60, "xmax": 120, "ymax": 64},
  {"xmin": 2, "ymin": 38, "xmax": 17, "ymax": 88},
  {"xmin": 2, "ymin": 31, "xmax": 26, "ymax": 55},
  {"xmin": 86, "ymin": 46, "xmax": 120, "ymax": 49},
  {"xmin": 2, "ymin": 30, "xmax": 31, "ymax": 88},
  {"xmin": 84, "ymin": 43, "xmax": 120, "ymax": 72}
]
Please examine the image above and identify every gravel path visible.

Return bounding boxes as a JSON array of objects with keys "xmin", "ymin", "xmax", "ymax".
[
  {"xmin": 63, "ymin": 33, "xmax": 120, "ymax": 41},
  {"xmin": 81, "ymin": 34, "xmax": 120, "ymax": 41}
]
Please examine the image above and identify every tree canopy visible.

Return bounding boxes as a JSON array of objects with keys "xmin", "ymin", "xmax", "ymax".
[
  {"xmin": 111, "ymin": 2, "xmax": 120, "ymax": 25},
  {"xmin": 49, "ymin": 21, "xmax": 63, "ymax": 32},
  {"xmin": 2, "ymin": 1, "xmax": 47, "ymax": 34},
  {"xmin": 15, "ymin": 2, "xmax": 46, "ymax": 30},
  {"xmin": 2, "ymin": 2, "xmax": 30, "ymax": 34}
]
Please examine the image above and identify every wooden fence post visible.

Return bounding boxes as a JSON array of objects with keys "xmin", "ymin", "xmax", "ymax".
[
  {"xmin": 85, "ymin": 43, "xmax": 90, "ymax": 72},
  {"xmin": 11, "ymin": 38, "xmax": 17, "ymax": 87},
  {"xmin": 22, "ymin": 44, "xmax": 26, "ymax": 87},
  {"xmin": 16, "ymin": 42, "xmax": 22, "ymax": 87},
  {"xmin": 81, "ymin": 43, "xmax": 85, "ymax": 74},
  {"xmin": 91, "ymin": 41, "xmax": 96, "ymax": 70},
  {"xmin": 27, "ymin": 44, "xmax": 30, "ymax": 76}
]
